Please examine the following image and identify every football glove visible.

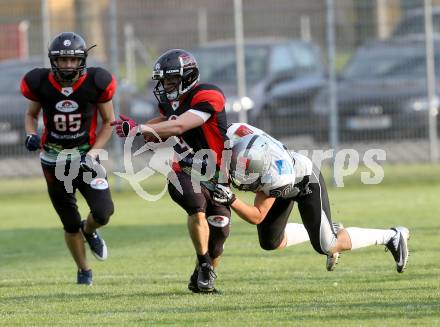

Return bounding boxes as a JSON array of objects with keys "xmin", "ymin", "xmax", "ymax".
[
  {"xmin": 80, "ymin": 154, "xmax": 106, "ymax": 178},
  {"xmin": 110, "ymin": 114, "xmax": 141, "ymax": 137},
  {"xmin": 212, "ymin": 184, "xmax": 236, "ymax": 206},
  {"xmin": 80, "ymin": 154, "xmax": 96, "ymax": 173},
  {"xmin": 24, "ymin": 134, "xmax": 40, "ymax": 151}
]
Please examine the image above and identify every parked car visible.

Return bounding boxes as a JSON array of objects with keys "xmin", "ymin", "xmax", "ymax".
[
  {"xmin": 312, "ymin": 37, "xmax": 440, "ymax": 142},
  {"xmin": 392, "ymin": 6, "xmax": 440, "ymax": 38},
  {"xmin": 127, "ymin": 38, "xmax": 326, "ymax": 138},
  {"xmin": 0, "ymin": 57, "xmax": 41, "ymax": 156}
]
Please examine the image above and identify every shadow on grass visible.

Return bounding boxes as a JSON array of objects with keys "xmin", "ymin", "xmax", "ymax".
[{"xmin": 0, "ymin": 223, "xmax": 189, "ymax": 266}]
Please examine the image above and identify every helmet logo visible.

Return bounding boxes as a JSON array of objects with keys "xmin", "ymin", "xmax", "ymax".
[
  {"xmin": 180, "ymin": 54, "xmax": 195, "ymax": 68},
  {"xmin": 155, "ymin": 63, "xmax": 161, "ymax": 70},
  {"xmin": 63, "ymin": 39, "xmax": 71, "ymax": 47},
  {"xmin": 234, "ymin": 124, "xmax": 254, "ymax": 137}
]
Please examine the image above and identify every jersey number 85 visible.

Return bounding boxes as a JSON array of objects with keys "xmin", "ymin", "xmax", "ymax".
[{"xmin": 54, "ymin": 113, "xmax": 82, "ymax": 132}]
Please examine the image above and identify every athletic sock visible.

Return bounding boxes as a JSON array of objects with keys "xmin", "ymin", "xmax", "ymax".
[
  {"xmin": 197, "ymin": 252, "xmax": 212, "ymax": 266},
  {"xmin": 284, "ymin": 223, "xmax": 310, "ymax": 247},
  {"xmin": 345, "ymin": 227, "xmax": 397, "ymax": 250}
]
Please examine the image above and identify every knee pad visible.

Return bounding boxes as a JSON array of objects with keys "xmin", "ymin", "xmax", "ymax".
[
  {"xmin": 91, "ymin": 201, "xmax": 114, "ymax": 226},
  {"xmin": 259, "ymin": 238, "xmax": 280, "ymax": 251},
  {"xmin": 207, "ymin": 215, "xmax": 230, "ymax": 259},
  {"xmin": 209, "ymin": 243, "xmax": 224, "ymax": 259},
  {"xmin": 207, "ymin": 215, "xmax": 230, "ymax": 230}
]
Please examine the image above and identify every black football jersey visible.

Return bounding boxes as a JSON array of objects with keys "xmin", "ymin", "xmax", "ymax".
[
  {"xmin": 158, "ymin": 83, "xmax": 229, "ymax": 167},
  {"xmin": 20, "ymin": 67, "xmax": 116, "ymax": 157}
]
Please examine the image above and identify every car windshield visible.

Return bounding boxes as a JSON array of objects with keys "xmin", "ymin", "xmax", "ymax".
[
  {"xmin": 0, "ymin": 59, "xmax": 43, "ymax": 93},
  {"xmin": 393, "ymin": 13, "xmax": 440, "ymax": 36},
  {"xmin": 342, "ymin": 45, "xmax": 440, "ymax": 79},
  {"xmin": 192, "ymin": 45, "xmax": 269, "ymax": 85},
  {"xmin": 0, "ymin": 66, "xmax": 30, "ymax": 93}
]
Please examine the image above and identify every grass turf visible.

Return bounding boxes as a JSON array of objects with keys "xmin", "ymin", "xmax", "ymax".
[{"xmin": 0, "ymin": 164, "xmax": 439, "ymax": 326}]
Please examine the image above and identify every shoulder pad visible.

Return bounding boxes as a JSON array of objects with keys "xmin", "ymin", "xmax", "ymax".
[
  {"xmin": 90, "ymin": 67, "xmax": 113, "ymax": 91},
  {"xmin": 24, "ymin": 68, "xmax": 49, "ymax": 92},
  {"xmin": 196, "ymin": 83, "xmax": 224, "ymax": 96}
]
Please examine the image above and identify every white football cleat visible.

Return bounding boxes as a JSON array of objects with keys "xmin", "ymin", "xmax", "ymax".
[{"xmin": 326, "ymin": 222, "xmax": 344, "ymax": 271}]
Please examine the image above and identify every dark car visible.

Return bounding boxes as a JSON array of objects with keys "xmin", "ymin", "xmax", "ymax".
[
  {"xmin": 127, "ymin": 38, "xmax": 326, "ymax": 138},
  {"xmin": 0, "ymin": 57, "xmax": 41, "ymax": 156},
  {"xmin": 392, "ymin": 6, "xmax": 440, "ymax": 38},
  {"xmin": 191, "ymin": 38, "xmax": 326, "ymax": 137},
  {"xmin": 312, "ymin": 38, "xmax": 440, "ymax": 142}
]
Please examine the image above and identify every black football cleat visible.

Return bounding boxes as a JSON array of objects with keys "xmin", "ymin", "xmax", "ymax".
[
  {"xmin": 77, "ymin": 269, "xmax": 93, "ymax": 285},
  {"xmin": 197, "ymin": 263, "xmax": 217, "ymax": 293},
  {"xmin": 385, "ymin": 226, "xmax": 410, "ymax": 273},
  {"xmin": 80, "ymin": 220, "xmax": 107, "ymax": 261},
  {"xmin": 188, "ymin": 267, "xmax": 200, "ymax": 293},
  {"xmin": 188, "ymin": 266, "xmax": 221, "ymax": 294}
]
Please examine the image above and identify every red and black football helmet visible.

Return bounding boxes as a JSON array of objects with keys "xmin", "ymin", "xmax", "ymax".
[
  {"xmin": 152, "ymin": 49, "xmax": 200, "ymax": 101},
  {"xmin": 48, "ymin": 32, "xmax": 90, "ymax": 83}
]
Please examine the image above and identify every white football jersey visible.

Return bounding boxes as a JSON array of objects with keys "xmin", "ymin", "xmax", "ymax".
[{"xmin": 227, "ymin": 123, "xmax": 313, "ymax": 198}]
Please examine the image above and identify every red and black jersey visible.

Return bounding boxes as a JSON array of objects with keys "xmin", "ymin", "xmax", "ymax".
[
  {"xmin": 20, "ymin": 67, "xmax": 116, "ymax": 151},
  {"xmin": 158, "ymin": 83, "xmax": 229, "ymax": 166}
]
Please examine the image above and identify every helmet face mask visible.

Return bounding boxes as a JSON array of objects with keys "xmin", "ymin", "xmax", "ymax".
[
  {"xmin": 152, "ymin": 49, "xmax": 200, "ymax": 102},
  {"xmin": 230, "ymin": 135, "xmax": 270, "ymax": 192},
  {"xmin": 53, "ymin": 57, "xmax": 82, "ymax": 81},
  {"xmin": 231, "ymin": 170, "xmax": 262, "ymax": 191},
  {"xmin": 48, "ymin": 32, "xmax": 89, "ymax": 84},
  {"xmin": 156, "ymin": 75, "xmax": 182, "ymax": 101}
]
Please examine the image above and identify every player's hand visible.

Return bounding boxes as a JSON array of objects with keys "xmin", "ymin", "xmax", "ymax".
[
  {"xmin": 212, "ymin": 184, "xmax": 236, "ymax": 206},
  {"xmin": 80, "ymin": 154, "xmax": 107, "ymax": 178},
  {"xmin": 24, "ymin": 134, "xmax": 41, "ymax": 151},
  {"xmin": 110, "ymin": 114, "xmax": 141, "ymax": 137},
  {"xmin": 80, "ymin": 154, "xmax": 97, "ymax": 173},
  {"xmin": 144, "ymin": 134, "xmax": 160, "ymax": 143}
]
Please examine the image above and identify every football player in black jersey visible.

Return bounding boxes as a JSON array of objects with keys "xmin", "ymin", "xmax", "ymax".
[
  {"xmin": 111, "ymin": 49, "xmax": 230, "ymax": 293},
  {"xmin": 21, "ymin": 32, "xmax": 116, "ymax": 285}
]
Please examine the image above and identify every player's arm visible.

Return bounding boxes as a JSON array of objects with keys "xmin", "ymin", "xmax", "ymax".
[
  {"xmin": 23, "ymin": 100, "xmax": 42, "ymax": 151},
  {"xmin": 144, "ymin": 115, "xmax": 167, "ymax": 124},
  {"xmin": 139, "ymin": 88, "xmax": 220, "ymax": 138},
  {"xmin": 230, "ymin": 191, "xmax": 276, "ymax": 225},
  {"xmin": 24, "ymin": 100, "xmax": 42, "ymax": 134},
  {"xmin": 88, "ymin": 100, "xmax": 115, "ymax": 158},
  {"xmin": 139, "ymin": 111, "xmax": 205, "ymax": 138},
  {"xmin": 142, "ymin": 115, "xmax": 168, "ymax": 142}
]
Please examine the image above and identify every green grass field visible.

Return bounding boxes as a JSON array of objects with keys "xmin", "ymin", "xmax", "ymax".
[{"xmin": 1, "ymin": 164, "xmax": 440, "ymax": 326}]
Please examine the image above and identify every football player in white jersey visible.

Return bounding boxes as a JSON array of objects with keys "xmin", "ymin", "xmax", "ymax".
[{"xmin": 212, "ymin": 123, "xmax": 409, "ymax": 273}]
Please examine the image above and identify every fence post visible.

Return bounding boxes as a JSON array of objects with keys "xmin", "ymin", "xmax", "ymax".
[
  {"xmin": 41, "ymin": 0, "xmax": 50, "ymax": 66},
  {"xmin": 109, "ymin": 0, "xmax": 123, "ymax": 191},
  {"xmin": 124, "ymin": 24, "xmax": 136, "ymax": 87},
  {"xmin": 18, "ymin": 20, "xmax": 29, "ymax": 60},
  {"xmin": 326, "ymin": 0, "xmax": 339, "ymax": 185},
  {"xmin": 234, "ymin": 0, "xmax": 247, "ymax": 124},
  {"xmin": 424, "ymin": 0, "xmax": 439, "ymax": 162},
  {"xmin": 198, "ymin": 8, "xmax": 208, "ymax": 45}
]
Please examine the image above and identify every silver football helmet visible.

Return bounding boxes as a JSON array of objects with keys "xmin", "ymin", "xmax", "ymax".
[{"xmin": 230, "ymin": 134, "xmax": 270, "ymax": 191}]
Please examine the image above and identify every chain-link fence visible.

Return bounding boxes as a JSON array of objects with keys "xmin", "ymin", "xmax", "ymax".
[{"xmin": 0, "ymin": 0, "xmax": 439, "ymax": 179}]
